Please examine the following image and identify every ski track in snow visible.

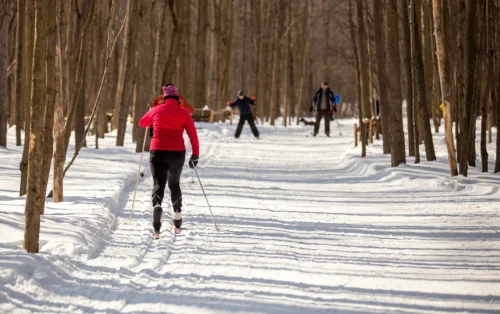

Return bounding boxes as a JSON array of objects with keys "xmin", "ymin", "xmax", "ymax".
[{"xmin": 1, "ymin": 120, "xmax": 500, "ymax": 313}]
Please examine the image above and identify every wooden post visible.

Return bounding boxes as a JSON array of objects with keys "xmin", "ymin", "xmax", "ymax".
[{"xmin": 209, "ymin": 110, "xmax": 214, "ymax": 123}]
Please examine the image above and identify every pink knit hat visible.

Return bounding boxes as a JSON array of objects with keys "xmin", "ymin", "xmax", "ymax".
[{"xmin": 162, "ymin": 84, "xmax": 179, "ymax": 97}]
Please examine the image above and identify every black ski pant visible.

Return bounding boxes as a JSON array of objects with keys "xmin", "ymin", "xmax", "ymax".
[
  {"xmin": 150, "ymin": 150, "xmax": 185, "ymax": 211},
  {"xmin": 314, "ymin": 109, "xmax": 331, "ymax": 135},
  {"xmin": 235, "ymin": 113, "xmax": 259, "ymax": 138}
]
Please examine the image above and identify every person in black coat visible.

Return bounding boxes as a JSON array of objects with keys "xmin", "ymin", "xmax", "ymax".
[
  {"xmin": 228, "ymin": 90, "xmax": 260, "ymax": 139},
  {"xmin": 310, "ymin": 81, "xmax": 336, "ymax": 137}
]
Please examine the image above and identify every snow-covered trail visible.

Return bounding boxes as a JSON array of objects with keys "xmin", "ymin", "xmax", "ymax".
[{"xmin": 2, "ymin": 120, "xmax": 500, "ymax": 313}]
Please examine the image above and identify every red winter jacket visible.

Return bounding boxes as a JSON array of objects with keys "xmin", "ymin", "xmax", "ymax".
[{"xmin": 139, "ymin": 99, "xmax": 200, "ymax": 156}]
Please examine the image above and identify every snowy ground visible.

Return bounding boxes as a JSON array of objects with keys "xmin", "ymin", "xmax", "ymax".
[{"xmin": 1, "ymin": 117, "xmax": 500, "ymax": 314}]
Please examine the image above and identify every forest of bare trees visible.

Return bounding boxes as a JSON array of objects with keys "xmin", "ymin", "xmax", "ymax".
[
  {"xmin": 0, "ymin": 0, "xmax": 500, "ymax": 252},
  {"xmin": 352, "ymin": 0, "xmax": 500, "ymax": 176}
]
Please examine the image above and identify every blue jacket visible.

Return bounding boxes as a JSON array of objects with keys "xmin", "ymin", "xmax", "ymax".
[{"xmin": 230, "ymin": 96, "xmax": 256, "ymax": 115}]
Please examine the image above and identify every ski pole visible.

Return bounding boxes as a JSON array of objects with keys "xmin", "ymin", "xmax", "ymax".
[
  {"xmin": 192, "ymin": 166, "xmax": 220, "ymax": 232},
  {"xmin": 129, "ymin": 126, "xmax": 149, "ymax": 222}
]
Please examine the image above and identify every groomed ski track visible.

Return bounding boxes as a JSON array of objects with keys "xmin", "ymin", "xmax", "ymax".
[{"xmin": 1, "ymin": 121, "xmax": 500, "ymax": 313}]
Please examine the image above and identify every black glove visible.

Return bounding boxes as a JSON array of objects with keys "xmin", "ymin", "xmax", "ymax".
[
  {"xmin": 149, "ymin": 127, "xmax": 154, "ymax": 137},
  {"xmin": 189, "ymin": 155, "xmax": 199, "ymax": 168}
]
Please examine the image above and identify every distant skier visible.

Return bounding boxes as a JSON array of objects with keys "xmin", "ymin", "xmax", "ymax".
[
  {"xmin": 310, "ymin": 81, "xmax": 336, "ymax": 137},
  {"xmin": 139, "ymin": 83, "xmax": 199, "ymax": 235},
  {"xmin": 227, "ymin": 90, "xmax": 260, "ymax": 139}
]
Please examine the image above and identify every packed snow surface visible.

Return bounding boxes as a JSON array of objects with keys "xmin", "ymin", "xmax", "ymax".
[{"xmin": 1, "ymin": 118, "xmax": 499, "ymax": 313}]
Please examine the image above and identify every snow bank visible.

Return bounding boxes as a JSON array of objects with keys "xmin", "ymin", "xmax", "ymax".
[{"xmin": 0, "ymin": 127, "xmax": 139, "ymax": 259}]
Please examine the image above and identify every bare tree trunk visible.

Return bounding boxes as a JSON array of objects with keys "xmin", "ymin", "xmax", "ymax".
[
  {"xmin": 75, "ymin": 78, "xmax": 86, "ymax": 147},
  {"xmin": 465, "ymin": 0, "xmax": 479, "ymax": 168},
  {"xmin": 116, "ymin": 0, "xmax": 137, "ymax": 146},
  {"xmin": 63, "ymin": 0, "xmax": 96, "ymax": 152},
  {"xmin": 53, "ymin": 0, "xmax": 65, "ymax": 202},
  {"xmin": 0, "ymin": 0, "xmax": 12, "ymax": 147},
  {"xmin": 413, "ymin": 0, "xmax": 436, "ymax": 161},
  {"xmin": 457, "ymin": 0, "xmax": 469, "ymax": 176},
  {"xmin": 256, "ymin": 0, "xmax": 270, "ymax": 123},
  {"xmin": 357, "ymin": 0, "xmax": 370, "ymax": 155},
  {"xmin": 295, "ymin": 0, "xmax": 311, "ymax": 125},
  {"xmin": 24, "ymin": 0, "xmax": 56, "ymax": 253},
  {"xmin": 177, "ymin": 0, "xmax": 189, "ymax": 98},
  {"xmin": 135, "ymin": 0, "xmax": 153, "ymax": 153},
  {"xmin": 401, "ymin": 0, "xmax": 414, "ymax": 156},
  {"xmin": 58, "ymin": 2, "xmax": 127, "ymax": 180},
  {"xmin": 413, "ymin": 73, "xmax": 421, "ymax": 163},
  {"xmin": 373, "ymin": 0, "xmax": 390, "ymax": 154},
  {"xmin": 433, "ymin": 0, "xmax": 458, "ymax": 176},
  {"xmin": 217, "ymin": 0, "xmax": 234, "ymax": 111},
  {"xmin": 15, "ymin": 0, "xmax": 26, "ymax": 147},
  {"xmin": 270, "ymin": 1, "xmax": 280, "ymax": 126},
  {"xmin": 19, "ymin": 0, "xmax": 34, "ymax": 196},
  {"xmin": 349, "ymin": 0, "xmax": 364, "ymax": 155},
  {"xmin": 492, "ymin": 0, "xmax": 500, "ymax": 173},
  {"xmin": 194, "ymin": 0, "xmax": 207, "ymax": 108},
  {"xmin": 386, "ymin": 0, "xmax": 406, "ymax": 166},
  {"xmin": 97, "ymin": 4, "xmax": 112, "ymax": 139},
  {"xmin": 161, "ymin": 0, "xmax": 184, "ymax": 83},
  {"xmin": 40, "ymin": 1, "xmax": 57, "ymax": 213},
  {"xmin": 422, "ymin": 2, "xmax": 437, "ymax": 134},
  {"xmin": 152, "ymin": 0, "xmax": 166, "ymax": 95},
  {"xmin": 431, "ymin": 7, "xmax": 442, "ymax": 134},
  {"xmin": 481, "ymin": 0, "xmax": 492, "ymax": 173}
]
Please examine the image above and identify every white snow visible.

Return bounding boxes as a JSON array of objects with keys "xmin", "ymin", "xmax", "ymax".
[{"xmin": 1, "ymin": 118, "xmax": 500, "ymax": 313}]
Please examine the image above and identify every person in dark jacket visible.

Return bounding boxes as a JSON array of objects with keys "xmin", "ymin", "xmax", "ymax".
[
  {"xmin": 227, "ymin": 90, "xmax": 260, "ymax": 139},
  {"xmin": 310, "ymin": 81, "xmax": 336, "ymax": 137},
  {"xmin": 139, "ymin": 84, "xmax": 200, "ymax": 234}
]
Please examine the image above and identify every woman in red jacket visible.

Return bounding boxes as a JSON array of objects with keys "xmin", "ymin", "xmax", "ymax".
[{"xmin": 139, "ymin": 84, "xmax": 199, "ymax": 233}]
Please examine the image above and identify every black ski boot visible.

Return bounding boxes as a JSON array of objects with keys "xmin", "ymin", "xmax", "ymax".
[
  {"xmin": 153, "ymin": 204, "xmax": 163, "ymax": 233},
  {"xmin": 173, "ymin": 209, "xmax": 182, "ymax": 229}
]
